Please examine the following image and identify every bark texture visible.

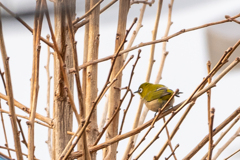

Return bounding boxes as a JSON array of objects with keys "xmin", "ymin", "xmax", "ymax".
[{"xmin": 52, "ymin": 1, "xmax": 75, "ymax": 159}]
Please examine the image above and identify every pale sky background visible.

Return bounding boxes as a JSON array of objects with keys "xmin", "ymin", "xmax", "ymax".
[{"xmin": 0, "ymin": 0, "xmax": 240, "ymax": 160}]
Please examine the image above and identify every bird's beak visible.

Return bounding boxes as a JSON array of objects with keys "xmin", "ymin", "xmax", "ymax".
[{"xmin": 134, "ymin": 90, "xmax": 139, "ymax": 93}]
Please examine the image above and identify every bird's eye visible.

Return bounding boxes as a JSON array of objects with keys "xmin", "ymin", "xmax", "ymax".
[{"xmin": 139, "ymin": 88, "xmax": 143, "ymax": 93}]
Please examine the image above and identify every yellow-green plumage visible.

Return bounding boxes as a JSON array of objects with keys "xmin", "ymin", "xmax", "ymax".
[{"xmin": 135, "ymin": 82, "xmax": 175, "ymax": 112}]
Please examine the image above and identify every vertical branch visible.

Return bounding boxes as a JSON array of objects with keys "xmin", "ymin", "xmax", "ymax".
[
  {"xmin": 0, "ymin": 100, "xmax": 11, "ymax": 158},
  {"xmin": 0, "ymin": 6, "xmax": 23, "ymax": 160},
  {"xmin": 155, "ymin": 0, "xmax": 174, "ymax": 83},
  {"xmin": 123, "ymin": 0, "xmax": 163, "ymax": 159},
  {"xmin": 28, "ymin": 0, "xmax": 44, "ymax": 159},
  {"xmin": 85, "ymin": 0, "xmax": 100, "ymax": 159},
  {"xmin": 207, "ymin": 61, "xmax": 214, "ymax": 160},
  {"xmin": 64, "ymin": 0, "xmax": 91, "ymax": 159},
  {"xmin": 44, "ymin": 34, "xmax": 52, "ymax": 159},
  {"xmin": 207, "ymin": 108, "xmax": 215, "ymax": 160},
  {"xmin": 104, "ymin": 0, "xmax": 130, "ymax": 159}
]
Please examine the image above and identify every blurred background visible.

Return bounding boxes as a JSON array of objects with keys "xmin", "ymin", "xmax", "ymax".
[{"xmin": 0, "ymin": 0, "xmax": 240, "ymax": 159}]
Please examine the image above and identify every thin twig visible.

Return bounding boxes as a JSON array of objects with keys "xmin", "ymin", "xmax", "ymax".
[
  {"xmin": 17, "ymin": 118, "xmax": 28, "ymax": 148},
  {"xmin": 44, "ymin": 34, "xmax": 52, "ymax": 159},
  {"xmin": 0, "ymin": 100, "xmax": 11, "ymax": 157},
  {"xmin": 0, "ymin": 108, "xmax": 53, "ymax": 128},
  {"xmin": 207, "ymin": 108, "xmax": 215, "ymax": 160},
  {"xmin": 72, "ymin": 0, "xmax": 103, "ymax": 25},
  {"xmin": 155, "ymin": 0, "xmax": 174, "ymax": 83},
  {"xmin": 118, "ymin": 91, "xmax": 134, "ymax": 135},
  {"xmin": 0, "ymin": 92, "xmax": 52, "ymax": 125},
  {"xmin": 28, "ymin": 1, "xmax": 44, "ymax": 158},
  {"xmin": 224, "ymin": 148, "xmax": 240, "ymax": 160},
  {"xmin": 0, "ymin": 6, "xmax": 23, "ymax": 160}
]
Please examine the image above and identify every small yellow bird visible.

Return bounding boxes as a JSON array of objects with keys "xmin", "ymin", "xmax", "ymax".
[{"xmin": 135, "ymin": 82, "xmax": 181, "ymax": 112}]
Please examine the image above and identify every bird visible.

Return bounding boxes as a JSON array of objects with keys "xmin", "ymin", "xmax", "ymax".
[{"xmin": 134, "ymin": 82, "xmax": 181, "ymax": 113}]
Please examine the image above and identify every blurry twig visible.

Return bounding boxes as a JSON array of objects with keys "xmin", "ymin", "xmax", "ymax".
[
  {"xmin": 131, "ymin": 0, "xmax": 155, "ymax": 6},
  {"xmin": 0, "ymin": 2, "xmax": 53, "ymax": 48},
  {"xmin": 224, "ymin": 148, "xmax": 240, "ymax": 160},
  {"xmin": 212, "ymin": 126, "xmax": 240, "ymax": 160},
  {"xmin": 0, "ymin": 100, "xmax": 11, "ymax": 157},
  {"xmin": 201, "ymin": 114, "xmax": 240, "ymax": 160}
]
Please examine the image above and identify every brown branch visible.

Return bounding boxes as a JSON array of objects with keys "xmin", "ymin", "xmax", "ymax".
[
  {"xmin": 155, "ymin": 0, "xmax": 174, "ymax": 83},
  {"xmin": 206, "ymin": 61, "xmax": 213, "ymax": 160},
  {"xmin": 0, "ymin": 68, "xmax": 6, "ymax": 93},
  {"xmin": 44, "ymin": 34, "xmax": 52, "ymax": 159},
  {"xmin": 0, "ymin": 92, "xmax": 52, "ymax": 125},
  {"xmin": 207, "ymin": 108, "xmax": 215, "ymax": 160},
  {"xmin": 0, "ymin": 2, "xmax": 54, "ymax": 48},
  {"xmin": 28, "ymin": 1, "xmax": 44, "ymax": 158},
  {"xmin": 131, "ymin": 0, "xmax": 155, "ymax": 6},
  {"xmin": 118, "ymin": 91, "xmax": 134, "ymax": 135},
  {"xmin": 0, "ymin": 100, "xmax": 11, "ymax": 158},
  {"xmin": 0, "ymin": 7, "xmax": 23, "ymax": 160},
  {"xmin": 16, "ymin": 118, "xmax": 28, "ymax": 148},
  {"xmin": 60, "ymin": 18, "xmax": 137, "ymax": 160},
  {"xmin": 72, "ymin": 0, "xmax": 103, "ymax": 25}
]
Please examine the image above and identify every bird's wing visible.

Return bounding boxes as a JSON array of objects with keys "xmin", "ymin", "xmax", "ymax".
[{"xmin": 144, "ymin": 87, "xmax": 171, "ymax": 102}]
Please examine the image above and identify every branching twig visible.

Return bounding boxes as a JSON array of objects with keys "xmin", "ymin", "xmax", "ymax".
[{"xmin": 0, "ymin": 2, "xmax": 54, "ymax": 48}]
